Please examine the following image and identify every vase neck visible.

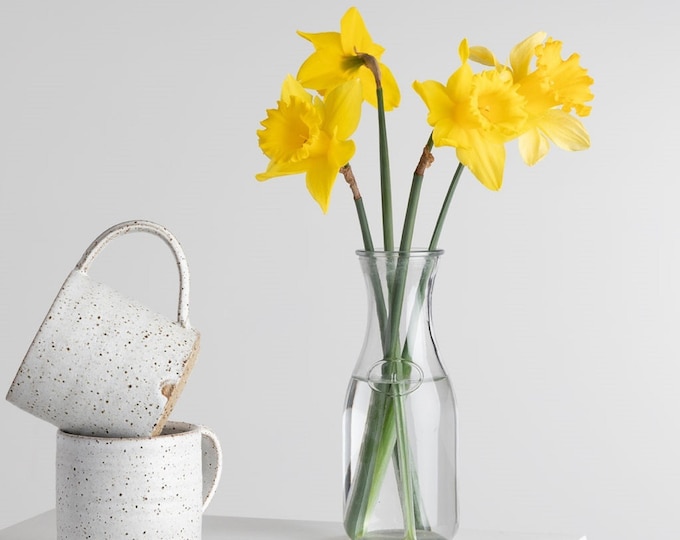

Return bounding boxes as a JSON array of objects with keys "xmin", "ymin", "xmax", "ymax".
[{"xmin": 355, "ymin": 251, "xmax": 445, "ymax": 387}]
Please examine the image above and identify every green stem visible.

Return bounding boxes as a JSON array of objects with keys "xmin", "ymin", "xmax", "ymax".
[
  {"xmin": 364, "ymin": 400, "xmax": 396, "ymax": 512},
  {"xmin": 389, "ymin": 134, "xmax": 436, "ymax": 359},
  {"xmin": 394, "ymin": 389, "xmax": 416, "ymax": 540},
  {"xmin": 376, "ymin": 136, "xmax": 435, "ymax": 536},
  {"xmin": 399, "ymin": 135, "xmax": 434, "ymax": 253},
  {"xmin": 346, "ymin": 57, "xmax": 432, "ymax": 540},
  {"xmin": 384, "ymin": 162, "xmax": 464, "ymax": 534},
  {"xmin": 354, "ymin": 196, "xmax": 390, "ymax": 347},
  {"xmin": 383, "ymin": 259, "xmax": 415, "ymax": 540},
  {"xmin": 396, "ymin": 152, "xmax": 461, "ymax": 526},
  {"xmin": 398, "ymin": 178, "xmax": 422, "ymax": 254},
  {"xmin": 344, "ymin": 388, "xmax": 392, "ymax": 539},
  {"xmin": 346, "ymin": 256, "xmax": 436, "ymax": 539},
  {"xmin": 354, "ymin": 197, "xmax": 374, "ymax": 252},
  {"xmin": 341, "ymin": 164, "xmax": 375, "ymax": 253},
  {"xmin": 429, "ymin": 162, "xmax": 464, "ymax": 250},
  {"xmin": 341, "ymin": 163, "xmax": 390, "ymax": 348},
  {"xmin": 377, "ymin": 87, "xmax": 393, "ymax": 252},
  {"xmin": 355, "ymin": 137, "xmax": 437, "ymax": 540},
  {"xmin": 369, "ymin": 258, "xmax": 437, "ymax": 535}
]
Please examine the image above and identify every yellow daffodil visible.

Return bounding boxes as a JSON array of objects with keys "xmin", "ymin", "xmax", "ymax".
[
  {"xmin": 413, "ymin": 39, "xmax": 527, "ymax": 191},
  {"xmin": 296, "ymin": 7, "xmax": 400, "ymax": 110},
  {"xmin": 256, "ymin": 18, "xmax": 595, "ymax": 540},
  {"xmin": 256, "ymin": 75, "xmax": 363, "ymax": 213},
  {"xmin": 471, "ymin": 32, "xmax": 594, "ymax": 165}
]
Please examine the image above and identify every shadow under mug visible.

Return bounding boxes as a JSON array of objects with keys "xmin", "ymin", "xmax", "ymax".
[{"xmin": 56, "ymin": 421, "xmax": 222, "ymax": 540}]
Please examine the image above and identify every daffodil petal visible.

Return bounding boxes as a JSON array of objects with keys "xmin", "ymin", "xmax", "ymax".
[
  {"xmin": 433, "ymin": 121, "xmax": 471, "ymax": 150},
  {"xmin": 322, "ymin": 79, "xmax": 362, "ymax": 140},
  {"xmin": 341, "ymin": 7, "xmax": 385, "ymax": 57},
  {"xmin": 329, "ymin": 138, "xmax": 356, "ymax": 170},
  {"xmin": 413, "ymin": 80, "xmax": 455, "ymax": 126},
  {"xmin": 378, "ymin": 62, "xmax": 401, "ymax": 110},
  {"xmin": 256, "ymin": 158, "xmax": 307, "ymax": 181},
  {"xmin": 296, "ymin": 30, "xmax": 340, "ymax": 49},
  {"xmin": 446, "ymin": 61, "xmax": 473, "ymax": 102},
  {"xmin": 458, "ymin": 38, "xmax": 470, "ymax": 63},
  {"xmin": 510, "ymin": 31, "xmax": 547, "ymax": 80},
  {"xmin": 356, "ymin": 68, "xmax": 379, "ymax": 108},
  {"xmin": 469, "ymin": 46, "xmax": 497, "ymax": 67},
  {"xmin": 356, "ymin": 63, "xmax": 400, "ymax": 110},
  {"xmin": 538, "ymin": 109, "xmax": 591, "ymax": 151},
  {"xmin": 281, "ymin": 74, "xmax": 312, "ymax": 103},
  {"xmin": 456, "ymin": 132, "xmax": 506, "ymax": 191},
  {"xmin": 518, "ymin": 128, "xmax": 550, "ymax": 166},
  {"xmin": 305, "ymin": 158, "xmax": 340, "ymax": 213},
  {"xmin": 297, "ymin": 46, "xmax": 347, "ymax": 92}
]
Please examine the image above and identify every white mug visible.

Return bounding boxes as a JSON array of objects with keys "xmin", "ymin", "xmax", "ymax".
[
  {"xmin": 56, "ymin": 421, "xmax": 222, "ymax": 540},
  {"xmin": 6, "ymin": 220, "xmax": 201, "ymax": 437}
]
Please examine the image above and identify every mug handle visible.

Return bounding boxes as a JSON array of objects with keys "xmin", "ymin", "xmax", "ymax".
[
  {"xmin": 199, "ymin": 425, "xmax": 223, "ymax": 512},
  {"xmin": 74, "ymin": 219, "xmax": 193, "ymax": 329}
]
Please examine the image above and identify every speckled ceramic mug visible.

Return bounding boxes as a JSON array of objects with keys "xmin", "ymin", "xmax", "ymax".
[
  {"xmin": 56, "ymin": 421, "xmax": 222, "ymax": 540},
  {"xmin": 6, "ymin": 220, "xmax": 201, "ymax": 437}
]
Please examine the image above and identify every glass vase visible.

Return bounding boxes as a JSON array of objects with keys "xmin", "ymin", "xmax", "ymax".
[{"xmin": 343, "ymin": 250, "xmax": 458, "ymax": 540}]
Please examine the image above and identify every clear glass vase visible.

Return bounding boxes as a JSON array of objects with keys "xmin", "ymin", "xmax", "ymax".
[{"xmin": 343, "ymin": 250, "xmax": 458, "ymax": 540}]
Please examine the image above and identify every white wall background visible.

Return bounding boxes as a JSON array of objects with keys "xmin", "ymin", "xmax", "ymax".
[{"xmin": 1, "ymin": 1, "xmax": 678, "ymax": 539}]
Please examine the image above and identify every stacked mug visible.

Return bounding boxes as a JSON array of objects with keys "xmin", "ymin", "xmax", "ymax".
[{"xmin": 6, "ymin": 220, "xmax": 222, "ymax": 540}]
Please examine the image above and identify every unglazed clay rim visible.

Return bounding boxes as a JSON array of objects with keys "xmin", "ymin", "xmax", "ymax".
[
  {"xmin": 152, "ymin": 335, "xmax": 201, "ymax": 437},
  {"xmin": 58, "ymin": 420, "xmax": 198, "ymax": 441}
]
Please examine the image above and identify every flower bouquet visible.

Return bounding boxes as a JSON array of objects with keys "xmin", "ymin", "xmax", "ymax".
[{"xmin": 256, "ymin": 7, "xmax": 593, "ymax": 540}]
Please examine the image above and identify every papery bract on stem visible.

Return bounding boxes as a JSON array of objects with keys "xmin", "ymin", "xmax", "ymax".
[
  {"xmin": 256, "ymin": 75, "xmax": 363, "ymax": 213},
  {"xmin": 296, "ymin": 6, "xmax": 401, "ymax": 110}
]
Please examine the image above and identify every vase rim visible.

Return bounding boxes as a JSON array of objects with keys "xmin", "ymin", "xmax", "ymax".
[{"xmin": 356, "ymin": 248, "xmax": 444, "ymax": 257}]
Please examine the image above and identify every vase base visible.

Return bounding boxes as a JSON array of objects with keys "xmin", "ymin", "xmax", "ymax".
[{"xmin": 357, "ymin": 530, "xmax": 450, "ymax": 540}]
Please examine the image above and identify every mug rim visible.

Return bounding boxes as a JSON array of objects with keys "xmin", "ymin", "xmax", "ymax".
[{"xmin": 57, "ymin": 420, "xmax": 199, "ymax": 441}]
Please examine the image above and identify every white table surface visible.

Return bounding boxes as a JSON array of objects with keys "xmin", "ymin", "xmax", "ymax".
[{"xmin": 0, "ymin": 510, "xmax": 585, "ymax": 540}]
